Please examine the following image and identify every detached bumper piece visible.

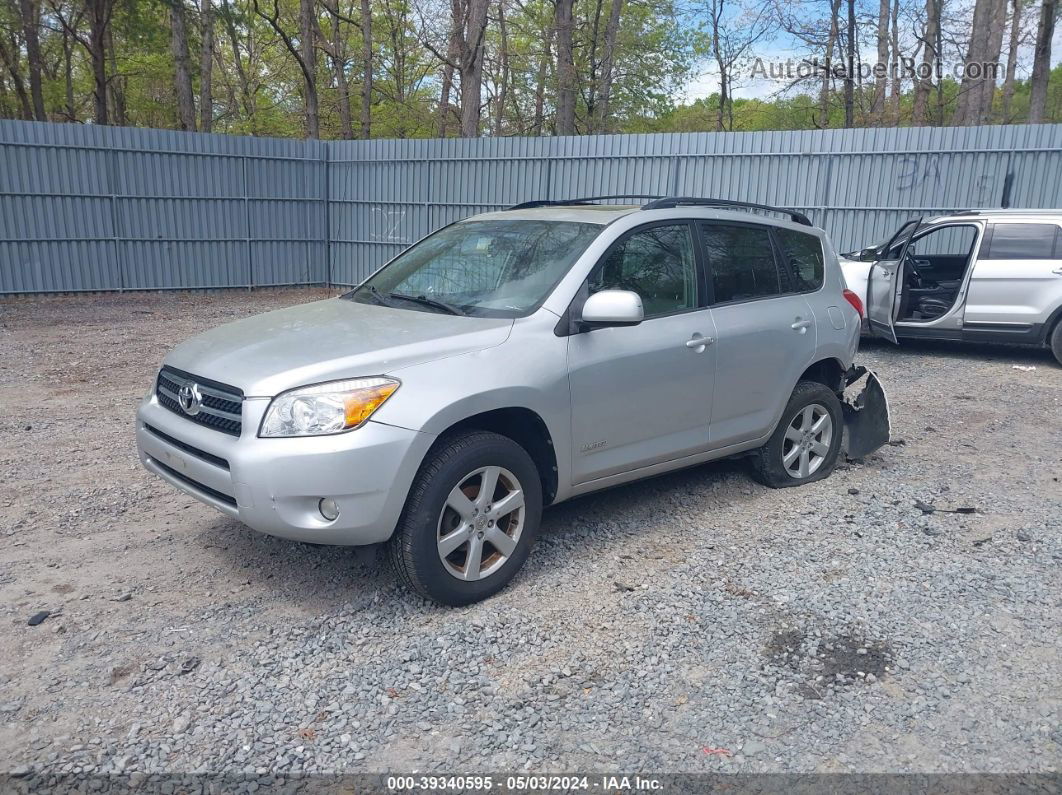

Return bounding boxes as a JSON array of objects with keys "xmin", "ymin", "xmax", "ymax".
[{"xmin": 842, "ymin": 366, "xmax": 891, "ymax": 459}]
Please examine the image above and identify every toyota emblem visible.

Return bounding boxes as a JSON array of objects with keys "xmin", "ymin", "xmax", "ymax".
[{"xmin": 177, "ymin": 382, "xmax": 203, "ymax": 416}]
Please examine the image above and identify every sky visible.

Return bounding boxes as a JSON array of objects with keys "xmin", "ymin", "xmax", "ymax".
[{"xmin": 681, "ymin": 22, "xmax": 1062, "ymax": 103}]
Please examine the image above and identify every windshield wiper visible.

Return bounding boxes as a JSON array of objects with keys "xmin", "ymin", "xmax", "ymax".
[
  {"xmin": 358, "ymin": 285, "xmax": 395, "ymax": 307},
  {"xmin": 387, "ymin": 292, "xmax": 467, "ymax": 316}
]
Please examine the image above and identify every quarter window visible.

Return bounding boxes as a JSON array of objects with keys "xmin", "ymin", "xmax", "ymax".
[
  {"xmin": 589, "ymin": 224, "xmax": 697, "ymax": 318},
  {"xmin": 984, "ymin": 224, "xmax": 1059, "ymax": 259},
  {"xmin": 700, "ymin": 223, "xmax": 780, "ymax": 303},
  {"xmin": 776, "ymin": 228, "xmax": 825, "ymax": 292}
]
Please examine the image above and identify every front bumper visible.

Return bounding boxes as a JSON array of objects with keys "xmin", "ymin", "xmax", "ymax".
[{"xmin": 136, "ymin": 393, "xmax": 435, "ymax": 545}]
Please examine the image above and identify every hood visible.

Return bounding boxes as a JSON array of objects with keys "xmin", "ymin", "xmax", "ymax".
[{"xmin": 164, "ymin": 298, "xmax": 514, "ymax": 397}]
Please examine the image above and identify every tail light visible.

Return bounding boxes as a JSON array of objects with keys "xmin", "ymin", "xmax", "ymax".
[{"xmin": 843, "ymin": 289, "xmax": 864, "ymax": 318}]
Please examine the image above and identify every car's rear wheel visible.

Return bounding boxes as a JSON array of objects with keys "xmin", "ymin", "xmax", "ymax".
[
  {"xmin": 1049, "ymin": 318, "xmax": 1062, "ymax": 367},
  {"xmin": 749, "ymin": 380, "xmax": 844, "ymax": 488},
  {"xmin": 388, "ymin": 430, "xmax": 542, "ymax": 605}
]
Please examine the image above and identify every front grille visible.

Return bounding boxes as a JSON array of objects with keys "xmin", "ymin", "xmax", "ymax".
[
  {"xmin": 153, "ymin": 459, "xmax": 238, "ymax": 508},
  {"xmin": 156, "ymin": 366, "xmax": 243, "ymax": 436},
  {"xmin": 144, "ymin": 424, "xmax": 230, "ymax": 470}
]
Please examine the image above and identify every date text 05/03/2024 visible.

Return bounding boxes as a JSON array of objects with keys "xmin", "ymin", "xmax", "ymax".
[{"xmin": 386, "ymin": 774, "xmax": 664, "ymax": 791}]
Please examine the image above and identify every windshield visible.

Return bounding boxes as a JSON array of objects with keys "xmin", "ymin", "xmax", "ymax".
[{"xmin": 345, "ymin": 219, "xmax": 602, "ymax": 318}]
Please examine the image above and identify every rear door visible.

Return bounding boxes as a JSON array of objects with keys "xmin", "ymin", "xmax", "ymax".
[
  {"xmin": 866, "ymin": 218, "xmax": 920, "ymax": 343},
  {"xmin": 963, "ymin": 222, "xmax": 1062, "ymax": 334},
  {"xmin": 699, "ymin": 221, "xmax": 817, "ymax": 448}
]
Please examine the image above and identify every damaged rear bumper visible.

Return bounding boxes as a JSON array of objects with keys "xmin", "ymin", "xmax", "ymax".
[{"xmin": 842, "ymin": 366, "xmax": 891, "ymax": 459}]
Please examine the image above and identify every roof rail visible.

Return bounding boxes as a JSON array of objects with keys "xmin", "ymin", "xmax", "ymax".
[
  {"xmin": 950, "ymin": 208, "xmax": 1062, "ymax": 216},
  {"xmin": 507, "ymin": 195, "xmax": 813, "ymax": 226},
  {"xmin": 508, "ymin": 195, "xmax": 663, "ymax": 210},
  {"xmin": 641, "ymin": 197, "xmax": 812, "ymax": 226}
]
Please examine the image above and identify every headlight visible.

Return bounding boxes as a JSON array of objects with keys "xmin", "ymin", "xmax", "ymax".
[{"xmin": 259, "ymin": 377, "xmax": 400, "ymax": 437}]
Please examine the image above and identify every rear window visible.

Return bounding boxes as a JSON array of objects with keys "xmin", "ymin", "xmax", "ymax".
[
  {"xmin": 775, "ymin": 228, "xmax": 825, "ymax": 292},
  {"xmin": 984, "ymin": 223, "xmax": 1059, "ymax": 259},
  {"xmin": 700, "ymin": 223, "xmax": 780, "ymax": 303}
]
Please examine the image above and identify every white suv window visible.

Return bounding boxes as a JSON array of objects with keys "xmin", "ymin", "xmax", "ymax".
[{"xmin": 984, "ymin": 223, "xmax": 1060, "ymax": 260}]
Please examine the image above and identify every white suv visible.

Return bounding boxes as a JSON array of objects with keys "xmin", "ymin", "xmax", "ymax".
[{"xmin": 840, "ymin": 210, "xmax": 1062, "ymax": 364}]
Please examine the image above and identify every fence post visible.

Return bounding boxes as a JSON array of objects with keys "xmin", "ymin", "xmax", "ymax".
[
  {"xmin": 1000, "ymin": 151, "xmax": 1014, "ymax": 208},
  {"xmin": 242, "ymin": 155, "xmax": 252, "ymax": 290},
  {"xmin": 820, "ymin": 153, "xmax": 834, "ymax": 234},
  {"xmin": 324, "ymin": 143, "xmax": 332, "ymax": 288},
  {"xmin": 108, "ymin": 148, "xmax": 124, "ymax": 291}
]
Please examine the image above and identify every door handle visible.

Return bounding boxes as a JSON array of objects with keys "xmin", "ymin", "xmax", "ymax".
[
  {"xmin": 1052, "ymin": 267, "xmax": 1062, "ymax": 276},
  {"xmin": 685, "ymin": 334, "xmax": 714, "ymax": 350},
  {"xmin": 791, "ymin": 320, "xmax": 813, "ymax": 332}
]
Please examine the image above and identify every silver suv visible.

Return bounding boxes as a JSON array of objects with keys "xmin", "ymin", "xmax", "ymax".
[
  {"xmin": 136, "ymin": 197, "xmax": 888, "ymax": 605},
  {"xmin": 840, "ymin": 210, "xmax": 1062, "ymax": 364}
]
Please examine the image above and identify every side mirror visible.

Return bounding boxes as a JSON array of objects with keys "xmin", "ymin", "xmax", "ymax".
[
  {"xmin": 859, "ymin": 246, "xmax": 880, "ymax": 262},
  {"xmin": 579, "ymin": 290, "xmax": 644, "ymax": 329}
]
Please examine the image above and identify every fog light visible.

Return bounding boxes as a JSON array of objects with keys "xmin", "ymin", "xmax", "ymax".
[{"xmin": 318, "ymin": 498, "xmax": 340, "ymax": 521}]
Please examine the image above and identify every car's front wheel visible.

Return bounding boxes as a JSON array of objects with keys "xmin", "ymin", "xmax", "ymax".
[
  {"xmin": 749, "ymin": 380, "xmax": 844, "ymax": 488},
  {"xmin": 1049, "ymin": 318, "xmax": 1062, "ymax": 367},
  {"xmin": 388, "ymin": 430, "xmax": 542, "ymax": 605}
]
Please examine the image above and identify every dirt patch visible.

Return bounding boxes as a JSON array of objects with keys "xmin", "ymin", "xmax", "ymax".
[{"xmin": 764, "ymin": 625, "xmax": 892, "ymax": 700}]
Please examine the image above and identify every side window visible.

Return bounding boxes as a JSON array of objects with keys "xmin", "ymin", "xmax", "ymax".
[
  {"xmin": 700, "ymin": 223, "xmax": 780, "ymax": 303},
  {"xmin": 589, "ymin": 224, "xmax": 697, "ymax": 318},
  {"xmin": 909, "ymin": 225, "xmax": 979, "ymax": 258},
  {"xmin": 776, "ymin": 228, "xmax": 825, "ymax": 292},
  {"xmin": 984, "ymin": 224, "xmax": 1059, "ymax": 259}
]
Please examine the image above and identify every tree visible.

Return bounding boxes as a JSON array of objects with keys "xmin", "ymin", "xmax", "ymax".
[
  {"xmin": 316, "ymin": 0, "xmax": 355, "ymax": 138},
  {"xmin": 360, "ymin": 0, "xmax": 371, "ymax": 136},
  {"xmin": 252, "ymin": 0, "xmax": 318, "ymax": 137},
  {"xmin": 200, "ymin": 0, "xmax": 214, "ymax": 131},
  {"xmin": 589, "ymin": 0, "xmax": 621, "ymax": 132},
  {"xmin": 1000, "ymin": 0, "xmax": 1023, "ymax": 122},
  {"xmin": 872, "ymin": 0, "xmax": 890, "ymax": 119},
  {"xmin": 912, "ymin": 0, "xmax": 940, "ymax": 125},
  {"xmin": 1029, "ymin": 0, "xmax": 1057, "ymax": 121},
  {"xmin": 168, "ymin": 0, "xmax": 196, "ymax": 130},
  {"xmin": 50, "ymin": 0, "xmax": 116, "ymax": 125},
  {"xmin": 553, "ymin": 0, "xmax": 574, "ymax": 133},
  {"xmin": 16, "ymin": 0, "xmax": 45, "ymax": 118},
  {"xmin": 842, "ymin": 0, "xmax": 855, "ymax": 126},
  {"xmin": 705, "ymin": 0, "xmax": 770, "ymax": 131},
  {"xmin": 425, "ymin": 0, "xmax": 488, "ymax": 136}
]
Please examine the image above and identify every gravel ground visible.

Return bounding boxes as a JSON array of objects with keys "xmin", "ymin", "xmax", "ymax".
[{"xmin": 0, "ymin": 288, "xmax": 1059, "ymax": 780}]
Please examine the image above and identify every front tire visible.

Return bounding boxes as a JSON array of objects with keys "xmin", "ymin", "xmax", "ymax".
[
  {"xmin": 1049, "ymin": 319, "xmax": 1062, "ymax": 367},
  {"xmin": 388, "ymin": 430, "xmax": 542, "ymax": 606},
  {"xmin": 749, "ymin": 380, "xmax": 844, "ymax": 488}
]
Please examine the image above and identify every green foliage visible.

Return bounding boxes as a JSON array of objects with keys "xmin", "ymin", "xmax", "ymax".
[{"xmin": 0, "ymin": 0, "xmax": 1058, "ymax": 136}]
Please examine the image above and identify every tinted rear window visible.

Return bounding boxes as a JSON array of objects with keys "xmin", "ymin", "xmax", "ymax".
[
  {"xmin": 700, "ymin": 223, "xmax": 780, "ymax": 303},
  {"xmin": 776, "ymin": 228, "xmax": 825, "ymax": 292},
  {"xmin": 984, "ymin": 224, "xmax": 1059, "ymax": 259}
]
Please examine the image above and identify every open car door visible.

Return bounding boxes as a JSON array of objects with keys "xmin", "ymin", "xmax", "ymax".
[{"xmin": 866, "ymin": 218, "xmax": 921, "ymax": 343}]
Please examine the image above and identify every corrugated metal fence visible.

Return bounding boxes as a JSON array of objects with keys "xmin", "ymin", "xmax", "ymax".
[{"xmin": 2, "ymin": 119, "xmax": 1060, "ymax": 293}]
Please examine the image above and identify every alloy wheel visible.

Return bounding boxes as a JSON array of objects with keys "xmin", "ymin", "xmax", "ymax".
[
  {"xmin": 782, "ymin": 403, "xmax": 833, "ymax": 479},
  {"xmin": 436, "ymin": 466, "xmax": 526, "ymax": 581}
]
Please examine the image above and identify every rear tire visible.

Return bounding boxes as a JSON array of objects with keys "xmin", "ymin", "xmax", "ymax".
[
  {"xmin": 749, "ymin": 380, "xmax": 844, "ymax": 489},
  {"xmin": 1049, "ymin": 319, "xmax": 1062, "ymax": 367},
  {"xmin": 388, "ymin": 430, "xmax": 542, "ymax": 606}
]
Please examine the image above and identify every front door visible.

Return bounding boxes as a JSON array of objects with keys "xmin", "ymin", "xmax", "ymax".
[
  {"xmin": 567, "ymin": 222, "xmax": 716, "ymax": 484},
  {"xmin": 867, "ymin": 218, "xmax": 920, "ymax": 343}
]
